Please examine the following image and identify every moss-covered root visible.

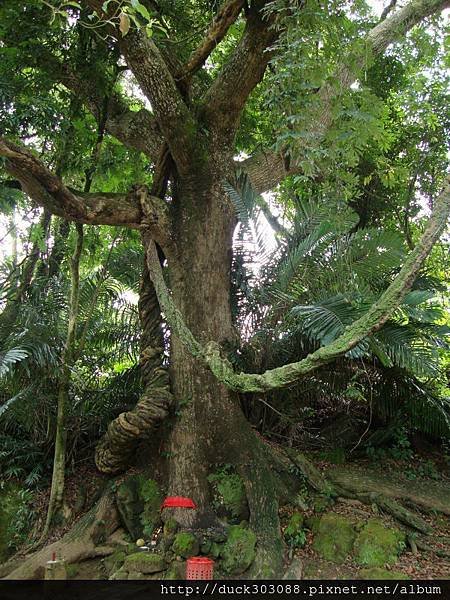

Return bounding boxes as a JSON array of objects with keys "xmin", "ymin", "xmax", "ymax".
[{"xmin": 1, "ymin": 489, "xmax": 119, "ymax": 580}]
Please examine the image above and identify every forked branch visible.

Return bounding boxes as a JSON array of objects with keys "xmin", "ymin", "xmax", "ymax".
[
  {"xmin": 0, "ymin": 139, "xmax": 171, "ymax": 245},
  {"xmin": 180, "ymin": 0, "xmax": 246, "ymax": 79}
]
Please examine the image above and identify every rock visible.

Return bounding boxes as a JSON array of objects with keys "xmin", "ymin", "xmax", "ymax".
[
  {"xmin": 106, "ymin": 528, "xmax": 130, "ymax": 548},
  {"xmin": 124, "ymin": 552, "xmax": 166, "ymax": 574},
  {"xmin": 127, "ymin": 571, "xmax": 147, "ymax": 580},
  {"xmin": 220, "ymin": 525, "xmax": 256, "ymax": 575},
  {"xmin": 116, "ymin": 475, "xmax": 145, "ymax": 539},
  {"xmin": 165, "ymin": 562, "xmax": 186, "ymax": 580},
  {"xmin": 172, "ymin": 532, "xmax": 199, "ymax": 558},
  {"xmin": 358, "ymin": 567, "xmax": 409, "ymax": 580},
  {"xmin": 283, "ymin": 558, "xmax": 303, "ymax": 580},
  {"xmin": 104, "ymin": 550, "xmax": 126, "ymax": 575},
  {"xmin": 109, "ymin": 569, "xmax": 129, "ymax": 580},
  {"xmin": 304, "ymin": 516, "xmax": 321, "ymax": 533},
  {"xmin": 208, "ymin": 469, "xmax": 249, "ymax": 523},
  {"xmin": 312, "ymin": 513, "xmax": 356, "ymax": 563},
  {"xmin": 354, "ymin": 519, "xmax": 406, "ymax": 567}
]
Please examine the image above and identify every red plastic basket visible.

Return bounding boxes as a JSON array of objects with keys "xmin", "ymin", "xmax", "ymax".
[
  {"xmin": 161, "ymin": 496, "xmax": 197, "ymax": 509},
  {"xmin": 186, "ymin": 557, "xmax": 214, "ymax": 580}
]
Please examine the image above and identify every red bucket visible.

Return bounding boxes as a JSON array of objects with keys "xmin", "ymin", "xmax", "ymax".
[
  {"xmin": 186, "ymin": 557, "xmax": 214, "ymax": 580},
  {"xmin": 161, "ymin": 496, "xmax": 196, "ymax": 509}
]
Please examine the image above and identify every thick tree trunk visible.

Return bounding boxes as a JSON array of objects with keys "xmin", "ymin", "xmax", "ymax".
[{"xmin": 160, "ymin": 169, "xmax": 287, "ymax": 576}]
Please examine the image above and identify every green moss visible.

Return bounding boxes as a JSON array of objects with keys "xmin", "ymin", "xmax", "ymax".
[
  {"xmin": 210, "ymin": 541, "xmax": 222, "ymax": 559},
  {"xmin": 305, "ymin": 515, "xmax": 321, "ymax": 533},
  {"xmin": 220, "ymin": 525, "xmax": 256, "ymax": 575},
  {"xmin": 284, "ymin": 512, "xmax": 306, "ymax": 547},
  {"xmin": 124, "ymin": 552, "xmax": 166, "ymax": 574},
  {"xmin": 172, "ymin": 532, "xmax": 199, "ymax": 558},
  {"xmin": 116, "ymin": 475, "xmax": 145, "ymax": 539},
  {"xmin": 208, "ymin": 468, "xmax": 248, "ymax": 522},
  {"xmin": 312, "ymin": 494, "xmax": 334, "ymax": 513},
  {"xmin": 165, "ymin": 561, "xmax": 186, "ymax": 580},
  {"xmin": 354, "ymin": 519, "xmax": 406, "ymax": 567},
  {"xmin": 139, "ymin": 478, "xmax": 162, "ymax": 539},
  {"xmin": 163, "ymin": 517, "xmax": 179, "ymax": 538},
  {"xmin": 104, "ymin": 550, "xmax": 126, "ymax": 574},
  {"xmin": 312, "ymin": 513, "xmax": 356, "ymax": 564},
  {"xmin": 66, "ymin": 563, "xmax": 80, "ymax": 579},
  {"xmin": 358, "ymin": 567, "xmax": 409, "ymax": 580}
]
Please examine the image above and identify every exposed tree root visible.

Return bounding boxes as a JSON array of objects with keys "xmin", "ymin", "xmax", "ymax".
[
  {"xmin": 285, "ymin": 452, "xmax": 439, "ymax": 535},
  {"xmin": 0, "ymin": 489, "xmax": 118, "ymax": 580},
  {"xmin": 327, "ymin": 466, "xmax": 450, "ymax": 515}
]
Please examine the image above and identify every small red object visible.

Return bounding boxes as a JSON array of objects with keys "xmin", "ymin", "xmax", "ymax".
[
  {"xmin": 186, "ymin": 557, "xmax": 214, "ymax": 580},
  {"xmin": 52, "ymin": 552, "xmax": 56, "ymax": 561},
  {"xmin": 161, "ymin": 496, "xmax": 196, "ymax": 509}
]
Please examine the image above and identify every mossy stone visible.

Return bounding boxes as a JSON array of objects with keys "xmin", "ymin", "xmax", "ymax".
[
  {"xmin": 104, "ymin": 550, "xmax": 126, "ymax": 575},
  {"xmin": 124, "ymin": 552, "xmax": 166, "ymax": 574},
  {"xmin": 220, "ymin": 525, "xmax": 256, "ymax": 575},
  {"xmin": 165, "ymin": 562, "xmax": 186, "ymax": 579},
  {"xmin": 208, "ymin": 469, "xmax": 249, "ymax": 523},
  {"xmin": 172, "ymin": 532, "xmax": 199, "ymax": 558},
  {"xmin": 305, "ymin": 515, "xmax": 321, "ymax": 532},
  {"xmin": 354, "ymin": 519, "xmax": 406, "ymax": 567},
  {"xmin": 358, "ymin": 567, "xmax": 409, "ymax": 580},
  {"xmin": 109, "ymin": 569, "xmax": 129, "ymax": 580},
  {"xmin": 312, "ymin": 513, "xmax": 356, "ymax": 564}
]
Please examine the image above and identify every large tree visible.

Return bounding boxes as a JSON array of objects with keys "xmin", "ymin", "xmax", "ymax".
[{"xmin": 1, "ymin": 0, "xmax": 449, "ymax": 577}]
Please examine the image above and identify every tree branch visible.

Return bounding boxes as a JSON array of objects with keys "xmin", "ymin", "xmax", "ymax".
[
  {"xmin": 239, "ymin": 0, "xmax": 450, "ymax": 193},
  {"xmin": 202, "ymin": 0, "xmax": 278, "ymax": 137},
  {"xmin": 0, "ymin": 138, "xmax": 168, "ymax": 239},
  {"xmin": 179, "ymin": 0, "xmax": 246, "ymax": 79},
  {"xmin": 146, "ymin": 174, "xmax": 450, "ymax": 392},
  {"xmin": 43, "ymin": 52, "xmax": 163, "ymax": 160}
]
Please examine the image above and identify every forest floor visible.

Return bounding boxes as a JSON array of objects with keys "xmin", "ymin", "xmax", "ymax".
[
  {"xmin": 3, "ymin": 450, "xmax": 449, "ymax": 580},
  {"xmin": 283, "ymin": 453, "xmax": 450, "ymax": 580}
]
